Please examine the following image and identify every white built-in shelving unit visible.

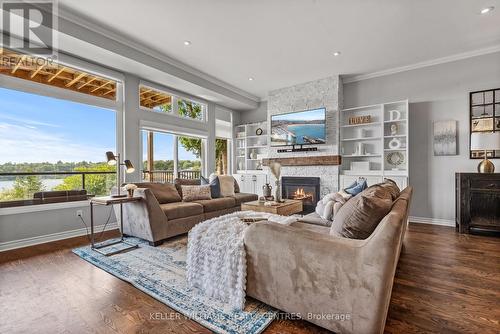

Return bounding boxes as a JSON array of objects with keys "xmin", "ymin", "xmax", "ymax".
[
  {"xmin": 339, "ymin": 100, "xmax": 409, "ymax": 190},
  {"xmin": 234, "ymin": 121, "xmax": 269, "ymax": 196}
]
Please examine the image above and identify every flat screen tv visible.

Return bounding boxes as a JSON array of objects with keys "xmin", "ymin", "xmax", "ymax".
[{"xmin": 271, "ymin": 107, "xmax": 326, "ymax": 146}]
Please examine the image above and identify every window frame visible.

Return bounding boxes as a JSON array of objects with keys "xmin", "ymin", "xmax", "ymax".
[
  {"xmin": 139, "ymin": 124, "xmax": 207, "ymax": 179},
  {"xmin": 139, "ymin": 81, "xmax": 208, "ymax": 123},
  {"xmin": 0, "ymin": 53, "xmax": 124, "ymax": 210}
]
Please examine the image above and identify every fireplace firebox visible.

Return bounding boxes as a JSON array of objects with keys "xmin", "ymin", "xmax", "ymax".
[{"xmin": 281, "ymin": 177, "xmax": 320, "ymax": 214}]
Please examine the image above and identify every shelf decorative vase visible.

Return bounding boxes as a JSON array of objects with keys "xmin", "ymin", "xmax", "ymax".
[
  {"xmin": 275, "ymin": 180, "xmax": 282, "ymax": 203},
  {"xmin": 269, "ymin": 161, "xmax": 283, "ymax": 203},
  {"xmin": 263, "ymin": 183, "xmax": 272, "ymax": 198}
]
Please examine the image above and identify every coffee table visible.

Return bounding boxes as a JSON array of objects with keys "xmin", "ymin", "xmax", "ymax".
[{"xmin": 241, "ymin": 199, "xmax": 303, "ymax": 216}]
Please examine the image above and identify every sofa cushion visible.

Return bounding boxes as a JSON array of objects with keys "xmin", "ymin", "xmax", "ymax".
[
  {"xmin": 330, "ymin": 180, "xmax": 395, "ymax": 239},
  {"xmin": 299, "ymin": 212, "xmax": 332, "ymax": 227},
  {"xmin": 193, "ymin": 197, "xmax": 236, "ymax": 212},
  {"xmin": 201, "ymin": 176, "xmax": 221, "ymax": 198},
  {"xmin": 218, "ymin": 175, "xmax": 236, "ymax": 197},
  {"xmin": 174, "ymin": 178, "xmax": 200, "ymax": 197},
  {"xmin": 232, "ymin": 192, "xmax": 258, "ymax": 205},
  {"xmin": 160, "ymin": 202, "xmax": 203, "ymax": 220},
  {"xmin": 133, "ymin": 182, "xmax": 181, "ymax": 204},
  {"xmin": 290, "ymin": 221, "xmax": 331, "ymax": 235}
]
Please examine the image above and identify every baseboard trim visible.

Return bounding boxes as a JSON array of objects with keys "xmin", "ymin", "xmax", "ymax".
[
  {"xmin": 0, "ymin": 223, "xmax": 119, "ymax": 252},
  {"xmin": 409, "ymin": 216, "xmax": 455, "ymax": 227}
]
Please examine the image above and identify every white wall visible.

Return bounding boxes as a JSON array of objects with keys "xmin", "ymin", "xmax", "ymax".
[
  {"xmin": 343, "ymin": 52, "xmax": 500, "ymax": 223},
  {"xmin": 239, "ymin": 101, "xmax": 268, "ymax": 124},
  {"xmin": 0, "ymin": 204, "xmax": 116, "ymax": 251}
]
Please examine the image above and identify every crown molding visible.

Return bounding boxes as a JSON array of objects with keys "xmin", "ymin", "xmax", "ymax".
[
  {"xmin": 343, "ymin": 44, "xmax": 500, "ymax": 84},
  {"xmin": 56, "ymin": 5, "xmax": 260, "ymax": 104}
]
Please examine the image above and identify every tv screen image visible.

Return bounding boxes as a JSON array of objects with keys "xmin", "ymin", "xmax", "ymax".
[{"xmin": 271, "ymin": 107, "xmax": 326, "ymax": 146}]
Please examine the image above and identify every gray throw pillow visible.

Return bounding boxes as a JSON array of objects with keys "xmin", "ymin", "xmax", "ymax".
[{"xmin": 330, "ymin": 181, "xmax": 396, "ymax": 239}]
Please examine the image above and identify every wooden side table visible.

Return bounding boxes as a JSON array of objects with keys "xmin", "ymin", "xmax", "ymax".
[
  {"xmin": 90, "ymin": 196, "xmax": 142, "ymax": 256},
  {"xmin": 241, "ymin": 199, "xmax": 303, "ymax": 216}
]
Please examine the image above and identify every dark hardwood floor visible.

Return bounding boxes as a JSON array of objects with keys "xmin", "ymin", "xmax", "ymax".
[{"xmin": 0, "ymin": 223, "xmax": 499, "ymax": 334}]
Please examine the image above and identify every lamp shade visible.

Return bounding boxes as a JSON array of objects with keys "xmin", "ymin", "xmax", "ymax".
[
  {"xmin": 106, "ymin": 151, "xmax": 117, "ymax": 165},
  {"xmin": 124, "ymin": 160, "xmax": 135, "ymax": 173},
  {"xmin": 471, "ymin": 132, "xmax": 500, "ymax": 150}
]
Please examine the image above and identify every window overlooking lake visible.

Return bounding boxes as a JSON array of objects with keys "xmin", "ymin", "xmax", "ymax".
[
  {"xmin": 0, "ymin": 87, "xmax": 116, "ymax": 206},
  {"xmin": 141, "ymin": 130, "xmax": 202, "ymax": 182}
]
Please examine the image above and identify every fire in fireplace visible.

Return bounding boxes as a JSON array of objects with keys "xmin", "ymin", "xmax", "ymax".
[
  {"xmin": 291, "ymin": 188, "xmax": 314, "ymax": 201},
  {"xmin": 281, "ymin": 177, "xmax": 320, "ymax": 214}
]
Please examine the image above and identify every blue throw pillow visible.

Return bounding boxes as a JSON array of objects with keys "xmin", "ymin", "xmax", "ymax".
[
  {"xmin": 201, "ymin": 176, "xmax": 221, "ymax": 198},
  {"xmin": 344, "ymin": 179, "xmax": 368, "ymax": 196}
]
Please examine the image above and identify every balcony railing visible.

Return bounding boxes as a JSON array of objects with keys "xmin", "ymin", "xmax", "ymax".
[
  {"xmin": 0, "ymin": 171, "xmax": 115, "ymax": 208},
  {"xmin": 142, "ymin": 170, "xmax": 201, "ymax": 183}
]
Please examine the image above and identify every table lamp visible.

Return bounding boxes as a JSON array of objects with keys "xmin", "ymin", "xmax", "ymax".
[
  {"xmin": 106, "ymin": 151, "xmax": 135, "ymax": 197},
  {"xmin": 470, "ymin": 132, "xmax": 500, "ymax": 173}
]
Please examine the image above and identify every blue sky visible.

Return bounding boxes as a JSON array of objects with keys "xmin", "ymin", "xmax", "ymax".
[
  {"xmin": 272, "ymin": 108, "xmax": 325, "ymax": 122},
  {"xmin": 0, "ymin": 87, "xmax": 197, "ymax": 164}
]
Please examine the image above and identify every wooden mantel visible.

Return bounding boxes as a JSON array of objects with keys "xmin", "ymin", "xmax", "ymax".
[{"xmin": 262, "ymin": 155, "xmax": 341, "ymax": 167}]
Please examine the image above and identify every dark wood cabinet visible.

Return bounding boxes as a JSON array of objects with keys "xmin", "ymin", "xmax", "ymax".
[{"xmin": 456, "ymin": 173, "xmax": 500, "ymax": 234}]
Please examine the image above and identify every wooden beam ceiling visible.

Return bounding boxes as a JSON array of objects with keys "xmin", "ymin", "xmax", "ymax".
[
  {"xmin": 139, "ymin": 86, "xmax": 173, "ymax": 109},
  {"xmin": 0, "ymin": 48, "xmax": 117, "ymax": 100}
]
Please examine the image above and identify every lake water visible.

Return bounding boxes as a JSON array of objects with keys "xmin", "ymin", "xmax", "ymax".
[
  {"xmin": 287, "ymin": 124, "xmax": 326, "ymax": 145},
  {"xmin": 0, "ymin": 179, "xmax": 64, "ymax": 191}
]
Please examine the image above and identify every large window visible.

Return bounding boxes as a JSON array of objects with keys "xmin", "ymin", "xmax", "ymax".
[
  {"xmin": 0, "ymin": 87, "xmax": 116, "ymax": 207},
  {"xmin": 139, "ymin": 85, "xmax": 206, "ymax": 121},
  {"xmin": 178, "ymin": 135, "xmax": 202, "ymax": 177},
  {"xmin": 142, "ymin": 130, "xmax": 203, "ymax": 182}
]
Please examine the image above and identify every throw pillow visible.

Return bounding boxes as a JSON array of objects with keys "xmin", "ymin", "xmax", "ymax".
[
  {"xmin": 174, "ymin": 178, "xmax": 200, "ymax": 197},
  {"xmin": 181, "ymin": 185, "xmax": 212, "ymax": 202},
  {"xmin": 132, "ymin": 182, "xmax": 181, "ymax": 204},
  {"xmin": 218, "ymin": 175, "xmax": 235, "ymax": 197},
  {"xmin": 344, "ymin": 178, "xmax": 368, "ymax": 196},
  {"xmin": 201, "ymin": 175, "xmax": 221, "ymax": 198},
  {"xmin": 331, "ymin": 181, "xmax": 395, "ymax": 239}
]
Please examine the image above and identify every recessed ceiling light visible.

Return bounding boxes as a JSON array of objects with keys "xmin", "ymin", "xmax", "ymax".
[
  {"xmin": 183, "ymin": 40, "xmax": 192, "ymax": 46},
  {"xmin": 333, "ymin": 51, "xmax": 341, "ymax": 56},
  {"xmin": 480, "ymin": 6, "xmax": 494, "ymax": 14},
  {"xmin": 248, "ymin": 77, "xmax": 254, "ymax": 81}
]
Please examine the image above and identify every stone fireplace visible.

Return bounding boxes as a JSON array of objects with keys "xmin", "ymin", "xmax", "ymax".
[
  {"xmin": 266, "ymin": 75, "xmax": 342, "ymax": 198},
  {"xmin": 281, "ymin": 176, "xmax": 320, "ymax": 214}
]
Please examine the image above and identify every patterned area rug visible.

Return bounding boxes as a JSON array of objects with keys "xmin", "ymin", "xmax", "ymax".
[{"xmin": 73, "ymin": 236, "xmax": 276, "ymax": 334}]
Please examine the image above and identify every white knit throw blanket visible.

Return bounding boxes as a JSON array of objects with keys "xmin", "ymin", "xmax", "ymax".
[{"xmin": 186, "ymin": 211, "xmax": 297, "ymax": 310}]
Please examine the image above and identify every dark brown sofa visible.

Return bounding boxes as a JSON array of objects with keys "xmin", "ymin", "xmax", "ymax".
[{"xmin": 120, "ymin": 177, "xmax": 257, "ymax": 245}]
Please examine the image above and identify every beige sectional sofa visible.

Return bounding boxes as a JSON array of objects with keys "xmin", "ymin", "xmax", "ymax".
[
  {"xmin": 244, "ymin": 186, "xmax": 413, "ymax": 334},
  {"xmin": 121, "ymin": 178, "xmax": 257, "ymax": 245}
]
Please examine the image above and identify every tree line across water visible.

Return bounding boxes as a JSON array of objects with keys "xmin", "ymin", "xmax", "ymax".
[{"xmin": 0, "ymin": 160, "xmax": 201, "ymax": 201}]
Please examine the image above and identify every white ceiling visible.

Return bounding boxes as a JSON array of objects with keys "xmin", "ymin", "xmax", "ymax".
[{"xmin": 60, "ymin": 0, "xmax": 500, "ymax": 100}]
